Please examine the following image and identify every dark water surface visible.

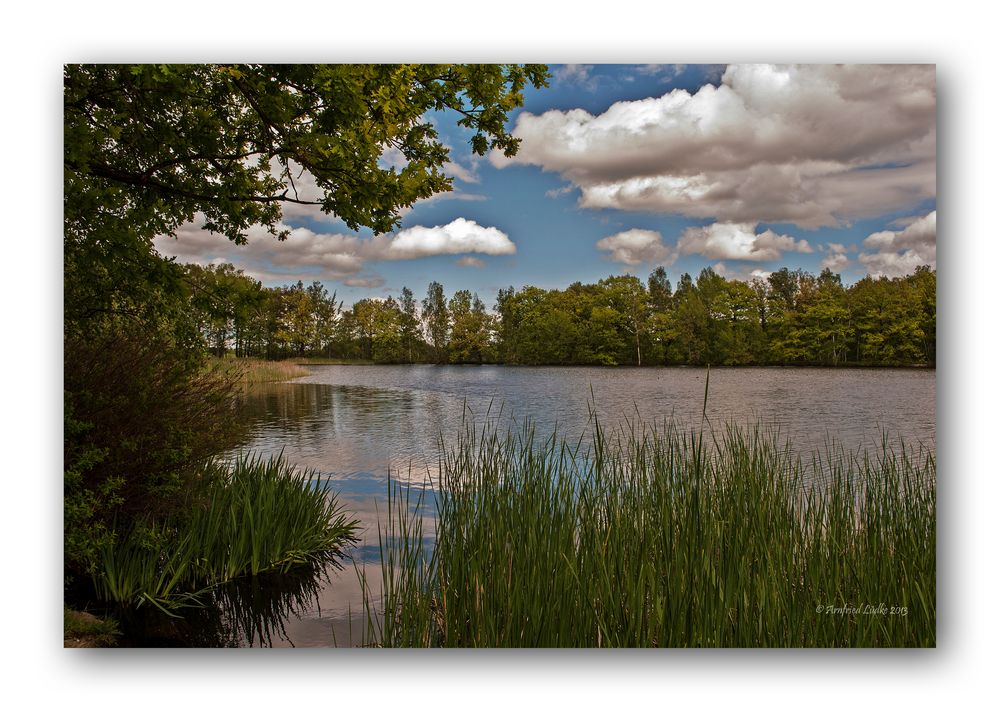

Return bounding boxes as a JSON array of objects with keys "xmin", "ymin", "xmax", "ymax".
[{"xmin": 227, "ymin": 365, "xmax": 936, "ymax": 647}]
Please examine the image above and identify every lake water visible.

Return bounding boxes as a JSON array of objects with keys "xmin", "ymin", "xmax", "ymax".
[{"xmin": 228, "ymin": 365, "xmax": 936, "ymax": 647}]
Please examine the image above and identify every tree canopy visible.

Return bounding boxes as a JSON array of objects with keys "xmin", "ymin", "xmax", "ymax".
[
  {"xmin": 65, "ymin": 63, "xmax": 549, "ymax": 241},
  {"xmin": 64, "ymin": 63, "xmax": 549, "ymax": 329}
]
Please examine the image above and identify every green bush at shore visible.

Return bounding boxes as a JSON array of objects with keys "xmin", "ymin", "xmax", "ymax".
[{"xmin": 363, "ymin": 417, "xmax": 935, "ymax": 647}]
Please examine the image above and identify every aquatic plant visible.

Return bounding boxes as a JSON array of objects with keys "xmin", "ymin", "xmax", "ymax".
[
  {"xmin": 362, "ymin": 415, "xmax": 935, "ymax": 647},
  {"xmin": 92, "ymin": 453, "xmax": 358, "ymax": 614}
]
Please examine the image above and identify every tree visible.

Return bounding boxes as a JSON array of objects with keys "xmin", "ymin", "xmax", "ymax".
[
  {"xmin": 517, "ymin": 297, "xmax": 579, "ymax": 365},
  {"xmin": 599, "ymin": 275, "xmax": 649, "ymax": 366},
  {"xmin": 273, "ymin": 282, "xmax": 315, "ymax": 356},
  {"xmin": 371, "ymin": 298, "xmax": 404, "ymax": 364},
  {"xmin": 63, "ymin": 64, "xmax": 549, "ymax": 579},
  {"xmin": 494, "ymin": 286, "xmax": 521, "ymax": 363},
  {"xmin": 718, "ymin": 278, "xmax": 765, "ymax": 364},
  {"xmin": 64, "ymin": 64, "xmax": 549, "ymax": 328},
  {"xmin": 449, "ymin": 291, "xmax": 495, "ymax": 364},
  {"xmin": 647, "ymin": 266, "xmax": 673, "ymax": 312},
  {"xmin": 422, "ymin": 281, "xmax": 451, "ymax": 364},
  {"xmin": 398, "ymin": 286, "xmax": 424, "ymax": 363},
  {"xmin": 65, "ymin": 64, "xmax": 548, "ymax": 237},
  {"xmin": 273, "ymin": 265, "xmax": 935, "ymax": 368},
  {"xmin": 306, "ymin": 281, "xmax": 340, "ymax": 356},
  {"xmin": 748, "ymin": 277, "xmax": 771, "ymax": 333},
  {"xmin": 907, "ymin": 266, "xmax": 937, "ymax": 366},
  {"xmin": 848, "ymin": 275, "xmax": 926, "ymax": 365},
  {"xmin": 767, "ymin": 267, "xmax": 800, "ymax": 313},
  {"xmin": 771, "ymin": 271, "xmax": 850, "ymax": 365},
  {"xmin": 184, "ymin": 263, "xmax": 246, "ymax": 356}
]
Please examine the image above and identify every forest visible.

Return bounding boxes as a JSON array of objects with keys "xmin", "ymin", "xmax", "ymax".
[{"xmin": 180, "ymin": 261, "xmax": 936, "ymax": 368}]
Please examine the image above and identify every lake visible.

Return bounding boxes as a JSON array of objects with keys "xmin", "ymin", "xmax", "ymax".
[{"xmin": 228, "ymin": 365, "xmax": 936, "ymax": 647}]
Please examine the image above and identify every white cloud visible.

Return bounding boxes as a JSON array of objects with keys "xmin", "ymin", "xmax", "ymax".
[
  {"xmin": 863, "ymin": 210, "xmax": 936, "ymax": 252},
  {"xmin": 456, "ymin": 256, "xmax": 485, "ymax": 268},
  {"xmin": 154, "ymin": 216, "xmax": 514, "ymax": 286},
  {"xmin": 712, "ymin": 262, "xmax": 772, "ymax": 282},
  {"xmin": 491, "ymin": 64, "xmax": 936, "ymax": 229},
  {"xmin": 596, "ymin": 229, "xmax": 677, "ymax": 266},
  {"xmin": 820, "ymin": 242, "xmax": 853, "ymax": 272},
  {"xmin": 678, "ymin": 222, "xmax": 812, "ymax": 262},
  {"xmin": 378, "ymin": 146, "xmax": 410, "ymax": 171},
  {"xmin": 545, "ymin": 185, "xmax": 575, "ymax": 199},
  {"xmin": 554, "ymin": 64, "xmax": 595, "ymax": 85},
  {"xmin": 635, "ymin": 64, "xmax": 686, "ymax": 81},
  {"xmin": 342, "ymin": 276, "xmax": 386, "ymax": 289},
  {"xmin": 386, "ymin": 218, "xmax": 515, "ymax": 259},
  {"xmin": 858, "ymin": 210, "xmax": 936, "ymax": 277},
  {"xmin": 858, "ymin": 250, "xmax": 930, "ymax": 278},
  {"xmin": 821, "ymin": 253, "xmax": 852, "ymax": 272},
  {"xmin": 444, "ymin": 159, "xmax": 479, "ymax": 184}
]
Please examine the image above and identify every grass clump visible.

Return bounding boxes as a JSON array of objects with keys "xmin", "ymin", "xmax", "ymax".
[
  {"xmin": 363, "ymin": 416, "xmax": 935, "ymax": 648},
  {"xmin": 92, "ymin": 453, "xmax": 358, "ymax": 614},
  {"xmin": 64, "ymin": 608, "xmax": 121, "ymax": 647}
]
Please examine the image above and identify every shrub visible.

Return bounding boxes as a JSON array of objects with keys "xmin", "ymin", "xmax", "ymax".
[{"xmin": 64, "ymin": 324, "xmax": 244, "ymax": 576}]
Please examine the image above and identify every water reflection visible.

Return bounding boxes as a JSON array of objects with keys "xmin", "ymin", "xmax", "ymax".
[
  {"xmin": 227, "ymin": 365, "xmax": 935, "ymax": 647},
  {"xmin": 116, "ymin": 559, "xmax": 342, "ymax": 647}
]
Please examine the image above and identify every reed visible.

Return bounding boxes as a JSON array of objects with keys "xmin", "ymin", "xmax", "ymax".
[
  {"xmin": 92, "ymin": 453, "xmax": 359, "ymax": 613},
  {"xmin": 206, "ymin": 357, "xmax": 311, "ymax": 384},
  {"xmin": 287, "ymin": 357, "xmax": 375, "ymax": 366},
  {"xmin": 363, "ymin": 415, "xmax": 935, "ymax": 647}
]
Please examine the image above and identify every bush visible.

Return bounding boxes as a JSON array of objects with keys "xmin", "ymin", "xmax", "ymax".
[{"xmin": 64, "ymin": 324, "xmax": 245, "ymax": 576}]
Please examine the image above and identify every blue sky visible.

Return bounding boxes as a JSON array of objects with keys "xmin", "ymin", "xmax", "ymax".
[{"xmin": 155, "ymin": 64, "xmax": 937, "ymax": 306}]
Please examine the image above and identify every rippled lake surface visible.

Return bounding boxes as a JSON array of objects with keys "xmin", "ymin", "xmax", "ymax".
[{"xmin": 229, "ymin": 365, "xmax": 936, "ymax": 647}]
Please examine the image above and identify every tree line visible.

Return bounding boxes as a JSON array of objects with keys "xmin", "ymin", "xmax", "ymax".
[{"xmin": 183, "ymin": 263, "xmax": 936, "ymax": 367}]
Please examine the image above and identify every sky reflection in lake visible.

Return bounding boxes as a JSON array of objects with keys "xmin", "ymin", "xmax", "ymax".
[{"xmin": 230, "ymin": 365, "xmax": 935, "ymax": 646}]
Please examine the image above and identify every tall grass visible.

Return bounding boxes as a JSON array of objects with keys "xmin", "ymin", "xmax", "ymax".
[
  {"xmin": 93, "ymin": 453, "xmax": 358, "ymax": 613},
  {"xmin": 363, "ymin": 415, "xmax": 935, "ymax": 647},
  {"xmin": 206, "ymin": 357, "xmax": 311, "ymax": 384},
  {"xmin": 287, "ymin": 357, "xmax": 374, "ymax": 366}
]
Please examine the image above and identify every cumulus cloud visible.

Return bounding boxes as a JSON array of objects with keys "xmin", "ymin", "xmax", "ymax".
[
  {"xmin": 596, "ymin": 229, "xmax": 677, "ymax": 266},
  {"xmin": 858, "ymin": 210, "xmax": 936, "ymax": 277},
  {"xmin": 545, "ymin": 185, "xmax": 575, "ymax": 199},
  {"xmin": 154, "ymin": 216, "xmax": 514, "ymax": 285},
  {"xmin": 712, "ymin": 262, "xmax": 772, "ymax": 282},
  {"xmin": 820, "ymin": 243, "xmax": 853, "ymax": 272},
  {"xmin": 491, "ymin": 64, "xmax": 936, "ymax": 229},
  {"xmin": 342, "ymin": 276, "xmax": 387, "ymax": 289},
  {"xmin": 554, "ymin": 64, "xmax": 595, "ymax": 85},
  {"xmin": 444, "ymin": 159, "xmax": 479, "ymax": 184},
  {"xmin": 635, "ymin": 64, "xmax": 686, "ymax": 81},
  {"xmin": 386, "ymin": 218, "xmax": 515, "ymax": 259},
  {"xmin": 678, "ymin": 222, "xmax": 812, "ymax": 262}
]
